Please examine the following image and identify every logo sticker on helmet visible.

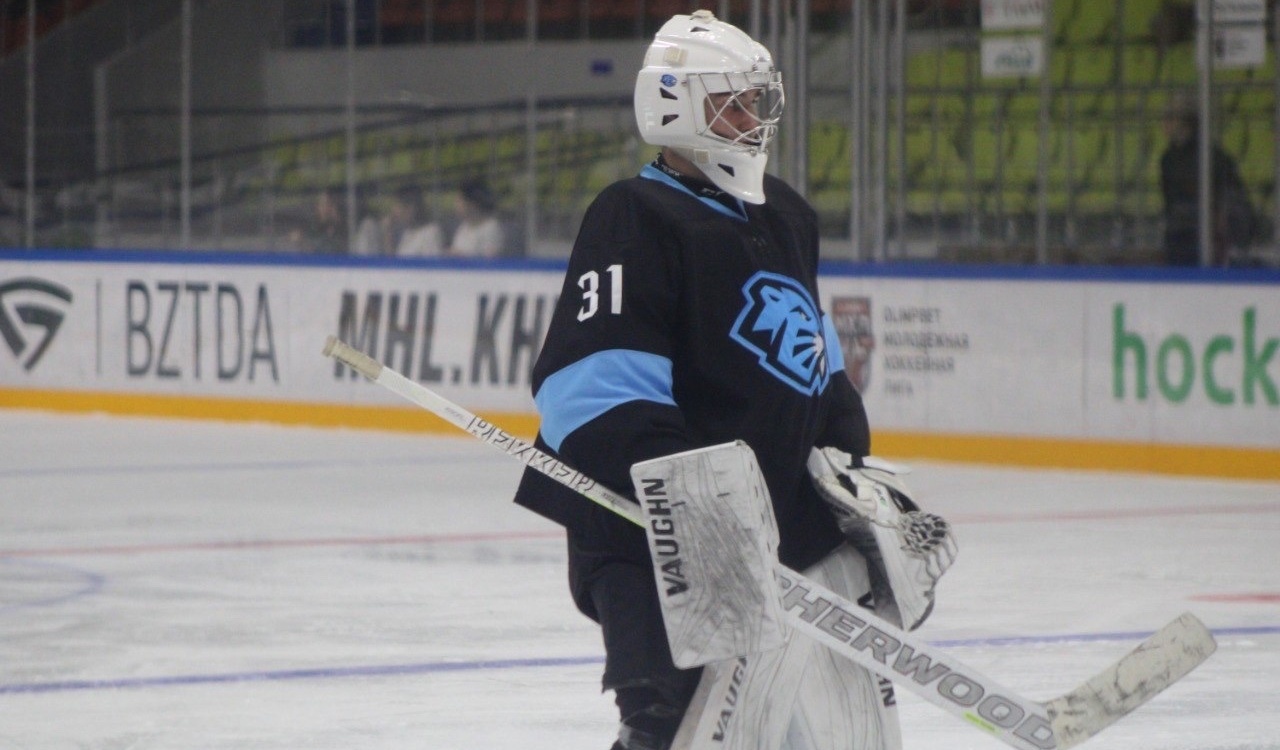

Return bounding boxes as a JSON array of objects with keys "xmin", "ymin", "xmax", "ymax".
[
  {"xmin": 730, "ymin": 271, "xmax": 830, "ymax": 396},
  {"xmin": 660, "ymin": 74, "xmax": 677, "ymax": 87}
]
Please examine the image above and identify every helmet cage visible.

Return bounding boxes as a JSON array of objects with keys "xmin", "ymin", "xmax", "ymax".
[{"xmin": 690, "ymin": 70, "xmax": 784, "ymax": 154}]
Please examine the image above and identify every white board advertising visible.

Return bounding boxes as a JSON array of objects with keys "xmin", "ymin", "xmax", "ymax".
[
  {"xmin": 819, "ymin": 273, "xmax": 1278, "ymax": 450},
  {"xmin": 3, "ymin": 256, "xmax": 1277, "ymax": 453},
  {"xmin": 980, "ymin": 36, "xmax": 1044, "ymax": 78},
  {"xmin": 1210, "ymin": 25, "xmax": 1268, "ymax": 69},
  {"xmin": 980, "ymin": 0, "xmax": 1045, "ymax": 30},
  {"xmin": 1201, "ymin": 0, "xmax": 1267, "ymax": 24},
  {"xmin": 0, "ymin": 257, "xmax": 564, "ymax": 413}
]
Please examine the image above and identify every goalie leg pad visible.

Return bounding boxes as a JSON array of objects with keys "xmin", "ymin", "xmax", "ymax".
[
  {"xmin": 783, "ymin": 545, "xmax": 903, "ymax": 750},
  {"xmin": 631, "ymin": 441, "xmax": 789, "ymax": 669},
  {"xmin": 670, "ymin": 545, "xmax": 901, "ymax": 750}
]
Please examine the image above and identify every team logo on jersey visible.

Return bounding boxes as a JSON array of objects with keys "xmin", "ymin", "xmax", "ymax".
[
  {"xmin": 0, "ymin": 278, "xmax": 73, "ymax": 371},
  {"xmin": 730, "ymin": 271, "xmax": 829, "ymax": 395}
]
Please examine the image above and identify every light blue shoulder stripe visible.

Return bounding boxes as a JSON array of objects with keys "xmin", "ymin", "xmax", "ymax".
[
  {"xmin": 822, "ymin": 313, "xmax": 845, "ymax": 375},
  {"xmin": 639, "ymin": 164, "xmax": 748, "ymax": 222},
  {"xmin": 535, "ymin": 349, "xmax": 677, "ymax": 452}
]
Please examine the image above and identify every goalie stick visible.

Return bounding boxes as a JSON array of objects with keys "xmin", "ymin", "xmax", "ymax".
[{"xmin": 322, "ymin": 335, "xmax": 1216, "ymax": 750}]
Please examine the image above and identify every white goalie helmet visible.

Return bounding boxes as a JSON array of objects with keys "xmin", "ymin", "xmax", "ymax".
[{"xmin": 634, "ymin": 9, "xmax": 784, "ymax": 204}]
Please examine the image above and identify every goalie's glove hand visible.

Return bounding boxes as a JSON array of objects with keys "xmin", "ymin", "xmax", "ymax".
[{"xmin": 807, "ymin": 447, "xmax": 958, "ymax": 582}]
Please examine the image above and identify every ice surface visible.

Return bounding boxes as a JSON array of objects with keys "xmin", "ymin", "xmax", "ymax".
[{"xmin": 1, "ymin": 411, "xmax": 1277, "ymax": 749}]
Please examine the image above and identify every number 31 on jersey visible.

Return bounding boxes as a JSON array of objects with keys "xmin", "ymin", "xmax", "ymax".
[{"xmin": 577, "ymin": 263, "xmax": 623, "ymax": 321}]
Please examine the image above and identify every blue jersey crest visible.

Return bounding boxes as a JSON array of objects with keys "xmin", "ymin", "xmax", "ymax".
[{"xmin": 730, "ymin": 271, "xmax": 830, "ymax": 395}]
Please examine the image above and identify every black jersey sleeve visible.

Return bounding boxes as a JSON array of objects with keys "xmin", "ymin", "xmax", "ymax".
[
  {"xmin": 817, "ymin": 374, "xmax": 872, "ymax": 460},
  {"xmin": 812, "ymin": 291, "xmax": 871, "ymax": 461},
  {"xmin": 514, "ymin": 181, "xmax": 696, "ymax": 527}
]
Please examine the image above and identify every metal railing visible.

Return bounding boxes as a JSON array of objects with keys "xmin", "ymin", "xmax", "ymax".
[{"xmin": 2, "ymin": 0, "xmax": 1276, "ymax": 267}]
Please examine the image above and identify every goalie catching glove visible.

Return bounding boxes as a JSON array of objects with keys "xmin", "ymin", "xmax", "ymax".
[{"xmin": 807, "ymin": 447, "xmax": 957, "ymax": 630}]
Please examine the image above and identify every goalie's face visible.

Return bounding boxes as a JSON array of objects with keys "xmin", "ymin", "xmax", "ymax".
[
  {"xmin": 694, "ymin": 72, "xmax": 784, "ymax": 153},
  {"xmin": 706, "ymin": 90, "xmax": 762, "ymax": 143}
]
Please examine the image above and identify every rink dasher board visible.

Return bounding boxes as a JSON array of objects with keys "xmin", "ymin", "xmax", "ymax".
[{"xmin": 1, "ymin": 253, "xmax": 1276, "ymax": 461}]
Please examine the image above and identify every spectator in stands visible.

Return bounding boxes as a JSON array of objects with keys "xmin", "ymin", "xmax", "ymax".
[
  {"xmin": 1159, "ymin": 95, "xmax": 1253, "ymax": 267},
  {"xmin": 382, "ymin": 184, "xmax": 443, "ymax": 256},
  {"xmin": 447, "ymin": 179, "xmax": 504, "ymax": 257},
  {"xmin": 1150, "ymin": 1, "xmax": 1195, "ymax": 48},
  {"xmin": 290, "ymin": 187, "xmax": 348, "ymax": 254},
  {"xmin": 352, "ymin": 186, "xmax": 385, "ymax": 256}
]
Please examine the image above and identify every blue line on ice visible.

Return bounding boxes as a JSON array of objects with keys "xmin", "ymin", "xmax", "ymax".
[{"xmin": 3, "ymin": 626, "xmax": 1275, "ymax": 696}]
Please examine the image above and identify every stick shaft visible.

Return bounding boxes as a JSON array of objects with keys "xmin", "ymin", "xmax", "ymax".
[
  {"xmin": 324, "ymin": 336, "xmax": 641, "ymax": 523},
  {"xmin": 323, "ymin": 335, "xmax": 1212, "ymax": 750}
]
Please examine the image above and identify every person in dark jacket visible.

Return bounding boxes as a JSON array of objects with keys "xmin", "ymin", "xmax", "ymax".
[{"xmin": 1160, "ymin": 96, "xmax": 1253, "ymax": 267}]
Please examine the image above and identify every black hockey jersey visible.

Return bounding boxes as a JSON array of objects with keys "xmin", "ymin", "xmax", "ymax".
[{"xmin": 512, "ymin": 161, "xmax": 870, "ymax": 573}]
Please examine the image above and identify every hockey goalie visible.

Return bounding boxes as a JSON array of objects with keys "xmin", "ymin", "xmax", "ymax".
[{"xmin": 509, "ymin": 10, "xmax": 957, "ymax": 749}]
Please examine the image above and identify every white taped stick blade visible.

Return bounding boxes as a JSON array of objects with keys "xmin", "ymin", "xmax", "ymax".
[
  {"xmin": 631, "ymin": 441, "xmax": 789, "ymax": 668},
  {"xmin": 1046, "ymin": 612, "xmax": 1217, "ymax": 749}
]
